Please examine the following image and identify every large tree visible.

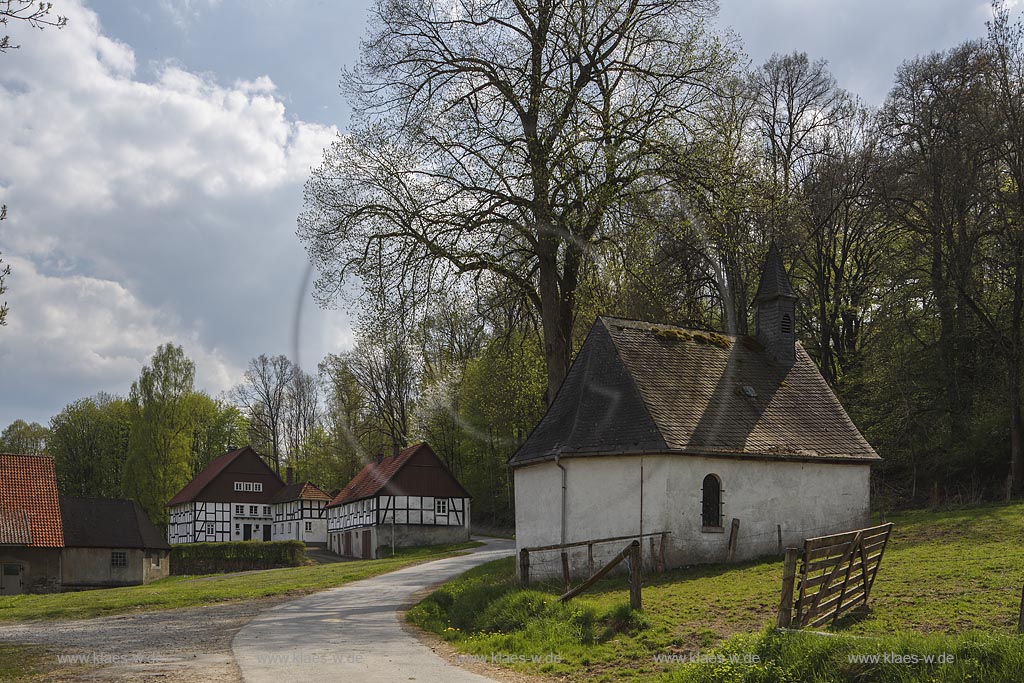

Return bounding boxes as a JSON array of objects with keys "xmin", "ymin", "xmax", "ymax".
[
  {"xmin": 48, "ymin": 394, "xmax": 131, "ymax": 498},
  {"xmin": 0, "ymin": 418, "xmax": 48, "ymax": 454},
  {"xmin": 232, "ymin": 354, "xmax": 296, "ymax": 474},
  {"xmin": 300, "ymin": 0, "xmax": 731, "ymax": 402}
]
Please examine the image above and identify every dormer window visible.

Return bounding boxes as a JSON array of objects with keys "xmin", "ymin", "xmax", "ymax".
[{"xmin": 781, "ymin": 313, "xmax": 793, "ymax": 335}]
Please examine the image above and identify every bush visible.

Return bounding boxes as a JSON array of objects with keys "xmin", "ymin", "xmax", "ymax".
[{"xmin": 170, "ymin": 541, "xmax": 306, "ymax": 575}]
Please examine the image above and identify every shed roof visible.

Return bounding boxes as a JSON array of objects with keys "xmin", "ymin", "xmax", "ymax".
[
  {"xmin": 0, "ymin": 454, "xmax": 64, "ymax": 547},
  {"xmin": 326, "ymin": 443, "xmax": 468, "ymax": 508},
  {"xmin": 60, "ymin": 497, "xmax": 170, "ymax": 550},
  {"xmin": 509, "ymin": 317, "xmax": 880, "ymax": 467}
]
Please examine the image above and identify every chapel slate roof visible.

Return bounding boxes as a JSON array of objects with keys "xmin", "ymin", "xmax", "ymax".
[
  {"xmin": 59, "ymin": 498, "xmax": 170, "ymax": 550},
  {"xmin": 0, "ymin": 454, "xmax": 64, "ymax": 547},
  {"xmin": 270, "ymin": 482, "xmax": 332, "ymax": 504},
  {"xmin": 509, "ymin": 317, "xmax": 881, "ymax": 466}
]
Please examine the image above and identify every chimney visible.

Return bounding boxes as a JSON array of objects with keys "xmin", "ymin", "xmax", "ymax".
[
  {"xmin": 753, "ymin": 243, "xmax": 798, "ymax": 364},
  {"xmin": 286, "ymin": 466, "xmax": 294, "ymax": 485}
]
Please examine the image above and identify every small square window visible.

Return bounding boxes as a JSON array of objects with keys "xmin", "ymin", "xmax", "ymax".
[
  {"xmin": 435, "ymin": 499, "xmax": 448, "ymax": 515},
  {"xmin": 111, "ymin": 551, "xmax": 127, "ymax": 567},
  {"xmin": 234, "ymin": 482, "xmax": 243, "ymax": 491},
  {"xmin": 206, "ymin": 522, "xmax": 215, "ymax": 535},
  {"xmin": 263, "ymin": 506, "xmax": 270, "ymax": 516},
  {"xmin": 235, "ymin": 505, "xmax": 244, "ymax": 515},
  {"xmin": 249, "ymin": 505, "xmax": 258, "ymax": 515}
]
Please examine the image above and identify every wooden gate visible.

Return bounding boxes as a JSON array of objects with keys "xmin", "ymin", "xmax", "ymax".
[{"xmin": 778, "ymin": 522, "xmax": 893, "ymax": 629}]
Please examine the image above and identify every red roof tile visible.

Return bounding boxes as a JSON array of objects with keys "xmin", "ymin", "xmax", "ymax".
[
  {"xmin": 0, "ymin": 454, "xmax": 64, "ymax": 547},
  {"xmin": 327, "ymin": 443, "xmax": 429, "ymax": 507},
  {"xmin": 0, "ymin": 510, "xmax": 32, "ymax": 545},
  {"xmin": 270, "ymin": 481, "xmax": 332, "ymax": 504}
]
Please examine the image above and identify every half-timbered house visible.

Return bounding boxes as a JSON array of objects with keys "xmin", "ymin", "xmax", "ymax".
[
  {"xmin": 270, "ymin": 469, "xmax": 331, "ymax": 544},
  {"xmin": 325, "ymin": 443, "xmax": 471, "ymax": 559},
  {"xmin": 510, "ymin": 246, "xmax": 882, "ymax": 578},
  {"xmin": 167, "ymin": 446, "xmax": 284, "ymax": 544}
]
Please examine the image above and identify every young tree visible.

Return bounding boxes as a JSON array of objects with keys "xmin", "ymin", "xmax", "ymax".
[
  {"xmin": 300, "ymin": 0, "xmax": 731, "ymax": 403},
  {"xmin": 49, "ymin": 394, "xmax": 132, "ymax": 498},
  {"xmin": 122, "ymin": 344, "xmax": 197, "ymax": 526}
]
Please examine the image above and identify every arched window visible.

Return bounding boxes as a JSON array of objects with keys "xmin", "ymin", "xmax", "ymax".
[
  {"xmin": 781, "ymin": 313, "xmax": 793, "ymax": 335},
  {"xmin": 701, "ymin": 474, "xmax": 722, "ymax": 528}
]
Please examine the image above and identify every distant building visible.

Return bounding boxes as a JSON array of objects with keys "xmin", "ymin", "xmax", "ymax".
[
  {"xmin": 325, "ymin": 443, "xmax": 471, "ymax": 559},
  {"xmin": 0, "ymin": 453, "xmax": 64, "ymax": 594},
  {"xmin": 510, "ymin": 245, "xmax": 882, "ymax": 578},
  {"xmin": 270, "ymin": 471, "xmax": 331, "ymax": 545},
  {"xmin": 167, "ymin": 446, "xmax": 284, "ymax": 544},
  {"xmin": 59, "ymin": 497, "xmax": 170, "ymax": 588}
]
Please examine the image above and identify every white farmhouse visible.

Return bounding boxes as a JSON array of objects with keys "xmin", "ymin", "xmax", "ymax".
[
  {"xmin": 270, "ymin": 477, "xmax": 331, "ymax": 544},
  {"xmin": 326, "ymin": 443, "xmax": 471, "ymax": 559},
  {"xmin": 167, "ymin": 446, "xmax": 283, "ymax": 544},
  {"xmin": 510, "ymin": 245, "xmax": 881, "ymax": 578}
]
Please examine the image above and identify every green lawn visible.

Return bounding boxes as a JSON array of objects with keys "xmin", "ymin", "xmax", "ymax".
[
  {"xmin": 0, "ymin": 542, "xmax": 481, "ymax": 622},
  {"xmin": 407, "ymin": 504, "xmax": 1024, "ymax": 682}
]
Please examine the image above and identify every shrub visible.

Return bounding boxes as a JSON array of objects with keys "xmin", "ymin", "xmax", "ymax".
[{"xmin": 170, "ymin": 541, "xmax": 305, "ymax": 575}]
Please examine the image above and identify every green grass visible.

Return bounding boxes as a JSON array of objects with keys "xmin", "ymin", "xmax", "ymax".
[
  {"xmin": 0, "ymin": 542, "xmax": 481, "ymax": 622},
  {"xmin": 407, "ymin": 503, "xmax": 1024, "ymax": 682},
  {"xmin": 0, "ymin": 643, "xmax": 79, "ymax": 682}
]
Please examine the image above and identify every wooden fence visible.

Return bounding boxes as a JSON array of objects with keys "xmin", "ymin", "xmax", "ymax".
[
  {"xmin": 778, "ymin": 522, "xmax": 893, "ymax": 629},
  {"xmin": 518, "ymin": 531, "xmax": 668, "ymax": 590}
]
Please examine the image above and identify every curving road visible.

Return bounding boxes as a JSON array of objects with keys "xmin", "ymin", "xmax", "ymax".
[{"xmin": 232, "ymin": 538, "xmax": 515, "ymax": 682}]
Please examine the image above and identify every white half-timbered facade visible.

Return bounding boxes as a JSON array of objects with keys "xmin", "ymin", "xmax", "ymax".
[
  {"xmin": 326, "ymin": 443, "xmax": 471, "ymax": 559},
  {"xmin": 166, "ymin": 446, "xmax": 284, "ymax": 544},
  {"xmin": 270, "ymin": 479, "xmax": 331, "ymax": 544}
]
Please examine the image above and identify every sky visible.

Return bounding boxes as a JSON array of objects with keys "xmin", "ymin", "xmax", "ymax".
[{"xmin": 0, "ymin": 0, "xmax": 1011, "ymax": 428}]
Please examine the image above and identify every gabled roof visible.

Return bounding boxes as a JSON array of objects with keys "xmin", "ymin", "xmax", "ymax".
[
  {"xmin": 270, "ymin": 481, "xmax": 332, "ymax": 504},
  {"xmin": 509, "ymin": 317, "xmax": 881, "ymax": 467},
  {"xmin": 60, "ymin": 498, "xmax": 170, "ymax": 550},
  {"xmin": 0, "ymin": 454, "xmax": 64, "ymax": 547},
  {"xmin": 754, "ymin": 243, "xmax": 797, "ymax": 302},
  {"xmin": 167, "ymin": 445, "xmax": 278, "ymax": 506},
  {"xmin": 326, "ymin": 443, "xmax": 468, "ymax": 508}
]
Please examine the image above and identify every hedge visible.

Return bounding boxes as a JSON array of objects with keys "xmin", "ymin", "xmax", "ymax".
[{"xmin": 170, "ymin": 540, "xmax": 306, "ymax": 575}]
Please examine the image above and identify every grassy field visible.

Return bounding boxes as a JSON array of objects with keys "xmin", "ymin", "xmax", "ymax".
[
  {"xmin": 0, "ymin": 541, "xmax": 481, "ymax": 622},
  {"xmin": 407, "ymin": 504, "xmax": 1024, "ymax": 682}
]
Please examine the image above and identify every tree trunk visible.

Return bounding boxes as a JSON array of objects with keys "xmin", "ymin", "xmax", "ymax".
[{"xmin": 537, "ymin": 229, "xmax": 569, "ymax": 404}]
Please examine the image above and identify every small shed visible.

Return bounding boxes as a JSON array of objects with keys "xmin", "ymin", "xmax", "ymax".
[{"xmin": 59, "ymin": 497, "xmax": 170, "ymax": 588}]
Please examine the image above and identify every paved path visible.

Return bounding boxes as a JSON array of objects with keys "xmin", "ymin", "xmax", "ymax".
[{"xmin": 232, "ymin": 538, "xmax": 515, "ymax": 682}]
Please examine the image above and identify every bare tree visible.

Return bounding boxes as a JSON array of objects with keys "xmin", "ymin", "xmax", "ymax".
[
  {"xmin": 1, "ymin": 1, "xmax": 67, "ymax": 52},
  {"xmin": 299, "ymin": 0, "xmax": 731, "ymax": 403},
  {"xmin": 345, "ymin": 322, "xmax": 418, "ymax": 452},
  {"xmin": 232, "ymin": 354, "xmax": 296, "ymax": 474},
  {"xmin": 283, "ymin": 368, "xmax": 320, "ymax": 469}
]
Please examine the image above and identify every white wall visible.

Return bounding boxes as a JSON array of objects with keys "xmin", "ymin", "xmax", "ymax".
[{"xmin": 514, "ymin": 454, "xmax": 872, "ymax": 579}]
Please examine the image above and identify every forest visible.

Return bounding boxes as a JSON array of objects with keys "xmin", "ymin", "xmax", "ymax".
[{"xmin": 4, "ymin": 0, "xmax": 1024, "ymax": 529}]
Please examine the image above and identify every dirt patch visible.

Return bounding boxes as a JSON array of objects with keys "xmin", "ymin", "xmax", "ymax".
[{"xmin": 0, "ymin": 596, "xmax": 291, "ymax": 682}]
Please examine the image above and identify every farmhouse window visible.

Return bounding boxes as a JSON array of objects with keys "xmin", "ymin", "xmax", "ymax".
[
  {"xmin": 111, "ymin": 551, "xmax": 127, "ymax": 567},
  {"xmin": 305, "ymin": 522, "xmax": 312, "ymax": 532},
  {"xmin": 249, "ymin": 505, "xmax": 258, "ymax": 515},
  {"xmin": 263, "ymin": 506, "xmax": 271, "ymax": 516},
  {"xmin": 235, "ymin": 505, "xmax": 244, "ymax": 515},
  {"xmin": 701, "ymin": 474, "xmax": 723, "ymax": 529},
  {"xmin": 435, "ymin": 499, "xmax": 448, "ymax": 515},
  {"xmin": 206, "ymin": 522, "xmax": 215, "ymax": 535}
]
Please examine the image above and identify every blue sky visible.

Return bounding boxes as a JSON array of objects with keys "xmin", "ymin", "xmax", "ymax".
[{"xmin": 0, "ymin": 0, "xmax": 1008, "ymax": 428}]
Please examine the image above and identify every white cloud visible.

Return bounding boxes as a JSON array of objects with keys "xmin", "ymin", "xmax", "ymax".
[{"xmin": 0, "ymin": 0, "xmax": 345, "ymax": 425}]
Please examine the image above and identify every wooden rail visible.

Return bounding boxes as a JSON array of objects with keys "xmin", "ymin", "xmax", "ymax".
[
  {"xmin": 519, "ymin": 531, "xmax": 668, "ymax": 588},
  {"xmin": 559, "ymin": 540, "xmax": 642, "ymax": 610}
]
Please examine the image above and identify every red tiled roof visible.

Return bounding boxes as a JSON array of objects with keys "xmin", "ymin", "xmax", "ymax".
[
  {"xmin": 0, "ymin": 454, "xmax": 64, "ymax": 547},
  {"xmin": 270, "ymin": 481, "xmax": 332, "ymax": 504},
  {"xmin": 327, "ymin": 444, "xmax": 428, "ymax": 508},
  {"xmin": 167, "ymin": 446, "xmax": 266, "ymax": 506}
]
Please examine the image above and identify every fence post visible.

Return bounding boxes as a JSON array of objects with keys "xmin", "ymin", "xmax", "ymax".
[
  {"xmin": 727, "ymin": 518, "xmax": 740, "ymax": 563},
  {"xmin": 629, "ymin": 540, "xmax": 642, "ymax": 610},
  {"xmin": 587, "ymin": 543, "xmax": 594, "ymax": 578},
  {"xmin": 777, "ymin": 547, "xmax": 799, "ymax": 628},
  {"xmin": 561, "ymin": 552, "xmax": 571, "ymax": 592},
  {"xmin": 777, "ymin": 524, "xmax": 783, "ymax": 555},
  {"xmin": 658, "ymin": 532, "xmax": 667, "ymax": 573},
  {"xmin": 1018, "ymin": 584, "xmax": 1024, "ymax": 634},
  {"xmin": 519, "ymin": 548, "xmax": 530, "ymax": 588}
]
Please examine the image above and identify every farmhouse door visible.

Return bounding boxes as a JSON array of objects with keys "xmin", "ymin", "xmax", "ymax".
[
  {"xmin": 1, "ymin": 563, "xmax": 23, "ymax": 595},
  {"xmin": 243, "ymin": 524, "xmax": 252, "ymax": 541},
  {"xmin": 344, "ymin": 532, "xmax": 351, "ymax": 556},
  {"xmin": 262, "ymin": 526, "xmax": 271, "ymax": 542},
  {"xmin": 362, "ymin": 530, "xmax": 372, "ymax": 559}
]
